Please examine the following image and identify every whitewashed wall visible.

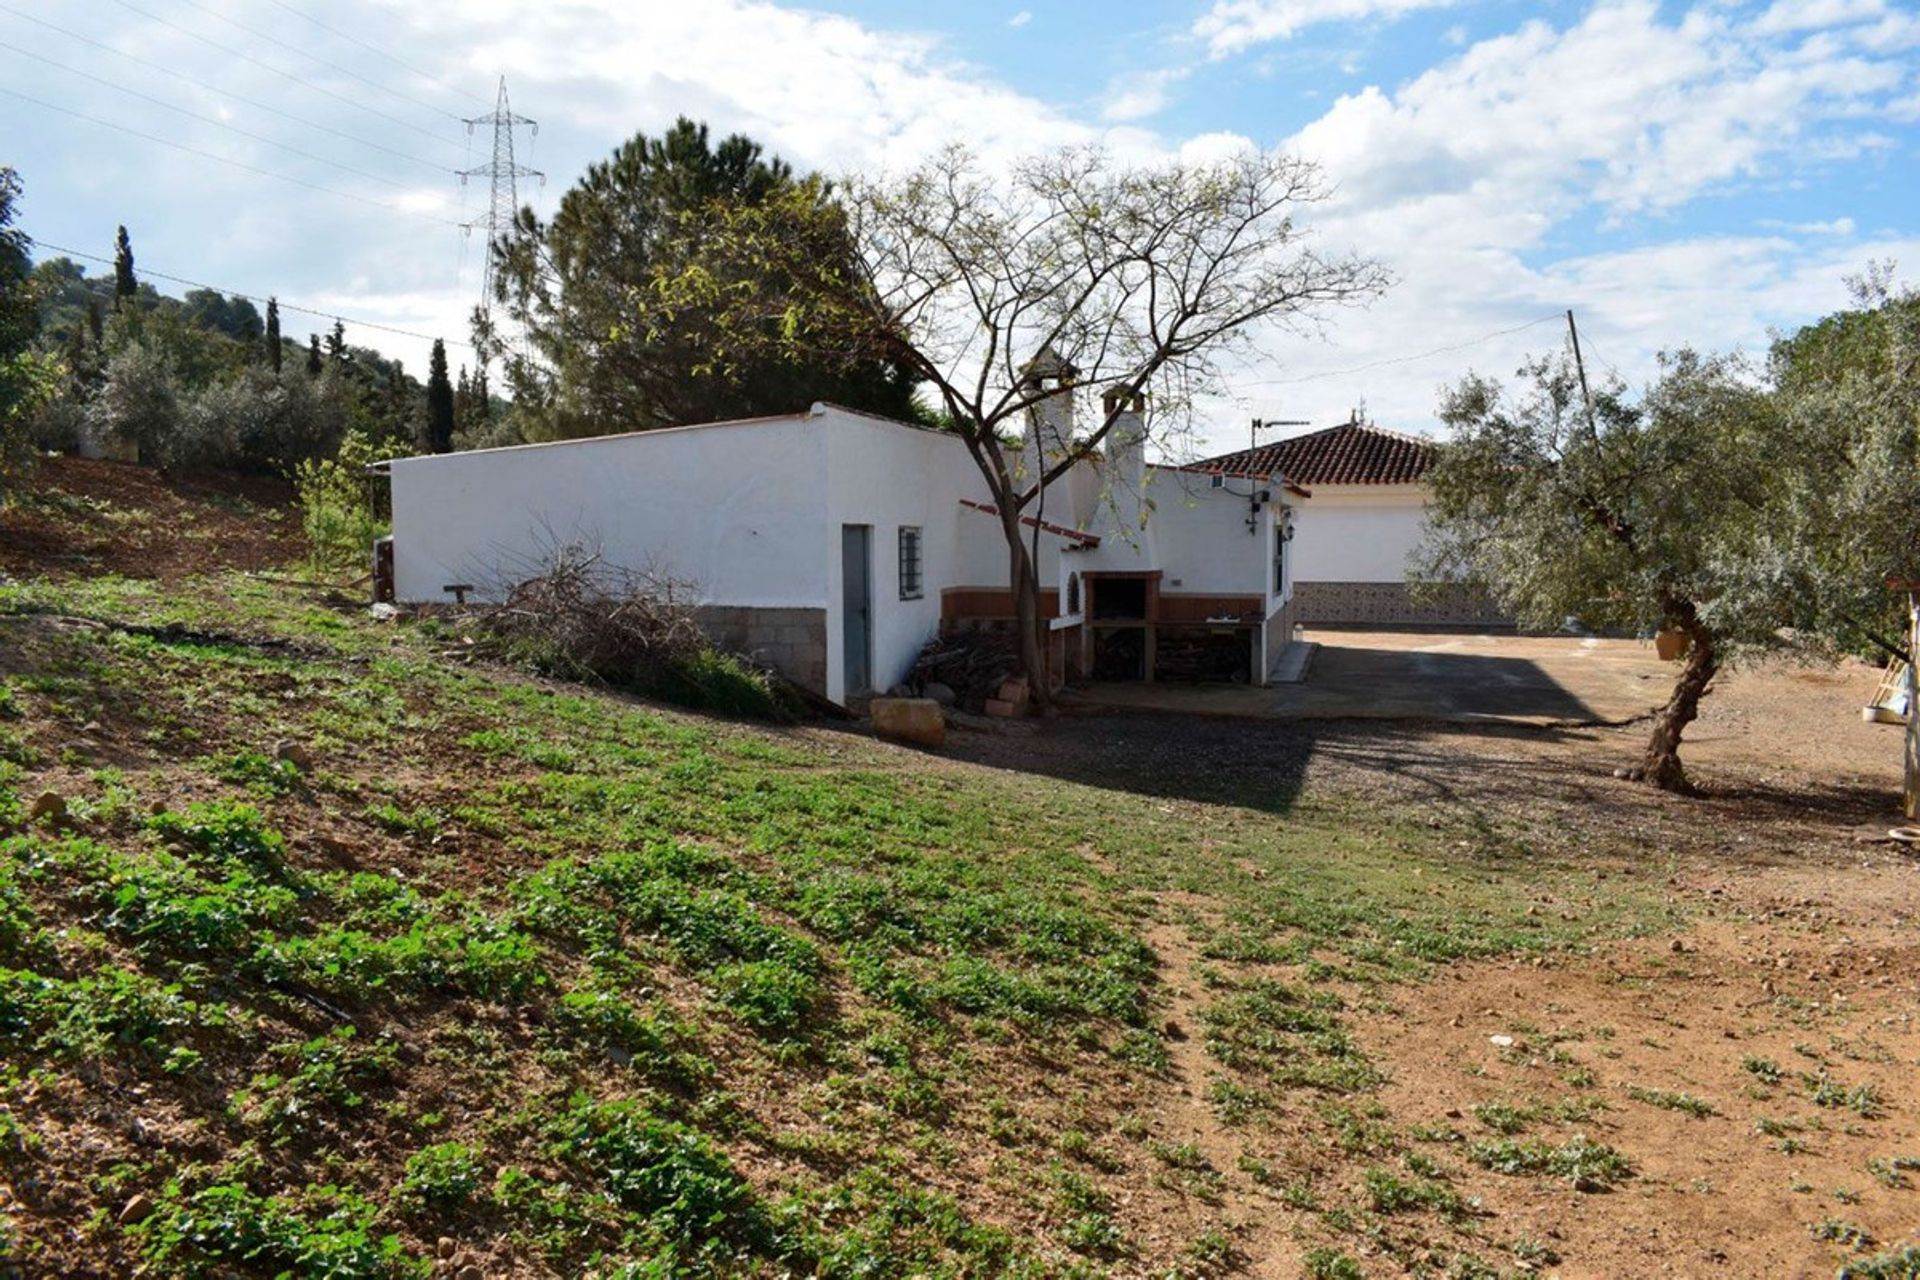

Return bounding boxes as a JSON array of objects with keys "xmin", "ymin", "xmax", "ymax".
[
  {"xmin": 1142, "ymin": 469, "xmax": 1272, "ymax": 599},
  {"xmin": 1288, "ymin": 484, "xmax": 1429, "ymax": 583},
  {"xmin": 821, "ymin": 410, "xmax": 979, "ymax": 701},
  {"xmin": 388, "ymin": 415, "xmax": 831, "ymax": 606}
]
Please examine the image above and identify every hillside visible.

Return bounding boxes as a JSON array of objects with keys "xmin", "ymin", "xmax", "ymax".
[{"xmin": 1, "ymin": 463, "xmax": 1918, "ymax": 1278}]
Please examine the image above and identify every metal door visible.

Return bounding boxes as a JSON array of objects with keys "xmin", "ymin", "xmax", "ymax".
[{"xmin": 841, "ymin": 524, "xmax": 872, "ymax": 695}]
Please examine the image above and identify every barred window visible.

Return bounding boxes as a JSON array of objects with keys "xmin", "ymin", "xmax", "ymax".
[{"xmin": 898, "ymin": 526, "xmax": 923, "ymax": 600}]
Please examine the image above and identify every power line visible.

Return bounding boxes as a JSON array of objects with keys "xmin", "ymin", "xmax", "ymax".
[
  {"xmin": 104, "ymin": 0, "xmax": 461, "ymax": 151},
  {"xmin": 0, "ymin": 38, "xmax": 446, "ymax": 191},
  {"xmin": 261, "ymin": 0, "xmax": 490, "ymax": 109},
  {"xmin": 165, "ymin": 0, "xmax": 465, "ymax": 122},
  {"xmin": 1241, "ymin": 313, "xmax": 1568, "ymax": 388},
  {"xmin": 0, "ymin": 2, "xmax": 452, "ymax": 172},
  {"xmin": 0, "ymin": 87, "xmax": 463, "ymax": 228},
  {"xmin": 26, "ymin": 236, "xmax": 473, "ymax": 350}
]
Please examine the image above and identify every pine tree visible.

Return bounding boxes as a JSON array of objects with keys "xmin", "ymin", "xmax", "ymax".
[
  {"xmin": 264, "ymin": 297, "xmax": 282, "ymax": 372},
  {"xmin": 327, "ymin": 319, "xmax": 346, "ymax": 364},
  {"xmin": 473, "ymin": 364, "xmax": 490, "ymax": 425},
  {"xmin": 307, "ymin": 333, "xmax": 323, "ymax": 376},
  {"xmin": 112, "ymin": 225, "xmax": 136, "ymax": 310},
  {"xmin": 425, "ymin": 339, "xmax": 454, "ymax": 453}
]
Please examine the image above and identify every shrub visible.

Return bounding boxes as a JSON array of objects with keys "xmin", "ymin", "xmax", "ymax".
[{"xmin": 297, "ymin": 429, "xmax": 387, "ymax": 575}]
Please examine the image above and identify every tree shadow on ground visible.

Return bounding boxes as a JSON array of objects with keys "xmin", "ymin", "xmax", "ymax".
[{"xmin": 942, "ymin": 710, "xmax": 1901, "ymax": 868}]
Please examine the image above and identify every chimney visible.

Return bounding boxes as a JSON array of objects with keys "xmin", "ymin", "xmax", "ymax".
[
  {"xmin": 1101, "ymin": 384, "xmax": 1147, "ymax": 494},
  {"xmin": 1019, "ymin": 344, "xmax": 1079, "ymax": 495}
]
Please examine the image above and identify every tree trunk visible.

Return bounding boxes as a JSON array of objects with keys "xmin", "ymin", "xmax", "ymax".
[
  {"xmin": 1002, "ymin": 513, "xmax": 1051, "ymax": 709},
  {"xmin": 1640, "ymin": 610, "xmax": 1717, "ymax": 794}
]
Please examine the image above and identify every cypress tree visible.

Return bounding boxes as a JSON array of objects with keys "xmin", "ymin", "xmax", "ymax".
[
  {"xmin": 112, "ymin": 225, "xmax": 136, "ymax": 310},
  {"xmin": 327, "ymin": 319, "xmax": 346, "ymax": 364},
  {"xmin": 425, "ymin": 339, "xmax": 454, "ymax": 453},
  {"xmin": 307, "ymin": 333, "xmax": 323, "ymax": 376},
  {"xmin": 86, "ymin": 298, "xmax": 104, "ymax": 349},
  {"xmin": 264, "ymin": 297, "xmax": 282, "ymax": 372}
]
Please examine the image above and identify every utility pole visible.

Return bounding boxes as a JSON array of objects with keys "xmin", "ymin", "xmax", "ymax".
[
  {"xmin": 460, "ymin": 77, "xmax": 541, "ymax": 325},
  {"xmin": 1566, "ymin": 308, "xmax": 1599, "ymax": 436}
]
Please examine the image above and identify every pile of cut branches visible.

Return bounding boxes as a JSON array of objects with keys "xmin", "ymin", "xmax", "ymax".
[{"xmin": 455, "ymin": 545, "xmax": 791, "ymax": 718}]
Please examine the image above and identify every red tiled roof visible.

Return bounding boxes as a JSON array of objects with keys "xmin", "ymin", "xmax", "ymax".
[{"xmin": 1191, "ymin": 421, "xmax": 1435, "ymax": 487}]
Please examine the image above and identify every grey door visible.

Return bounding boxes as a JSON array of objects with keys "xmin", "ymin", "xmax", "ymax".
[{"xmin": 841, "ymin": 524, "xmax": 872, "ymax": 695}]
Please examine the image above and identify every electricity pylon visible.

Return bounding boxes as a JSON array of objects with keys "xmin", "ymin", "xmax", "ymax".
[{"xmin": 460, "ymin": 76, "xmax": 541, "ymax": 319}]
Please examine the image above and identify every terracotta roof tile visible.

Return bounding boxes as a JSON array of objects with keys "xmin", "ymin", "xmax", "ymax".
[{"xmin": 1192, "ymin": 421, "xmax": 1435, "ymax": 487}]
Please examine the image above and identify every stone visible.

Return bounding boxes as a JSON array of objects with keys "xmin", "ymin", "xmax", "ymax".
[
  {"xmin": 118, "ymin": 1194, "xmax": 154, "ymax": 1225},
  {"xmin": 923, "ymin": 681, "xmax": 956, "ymax": 707},
  {"xmin": 886, "ymin": 683, "xmax": 913, "ymax": 698},
  {"xmin": 272, "ymin": 739, "xmax": 314, "ymax": 771},
  {"xmin": 437, "ymin": 1237, "xmax": 457, "ymax": 1259},
  {"xmin": 29, "ymin": 791, "xmax": 66, "ymax": 825},
  {"xmin": 984, "ymin": 697, "xmax": 1019, "ymax": 719},
  {"xmin": 456, "ymin": 1267, "xmax": 483, "ymax": 1280},
  {"xmin": 870, "ymin": 697, "xmax": 945, "ymax": 750}
]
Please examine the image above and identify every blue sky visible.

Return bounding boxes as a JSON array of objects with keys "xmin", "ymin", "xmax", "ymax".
[{"xmin": 4, "ymin": 0, "xmax": 1917, "ymax": 455}]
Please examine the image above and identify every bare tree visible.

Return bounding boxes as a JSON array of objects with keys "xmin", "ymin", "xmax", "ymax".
[{"xmin": 675, "ymin": 145, "xmax": 1389, "ymax": 699}]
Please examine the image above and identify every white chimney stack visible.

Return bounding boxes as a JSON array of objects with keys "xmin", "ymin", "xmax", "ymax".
[
  {"xmin": 1018, "ymin": 345, "xmax": 1078, "ymax": 495},
  {"xmin": 1102, "ymin": 383, "xmax": 1147, "ymax": 497}
]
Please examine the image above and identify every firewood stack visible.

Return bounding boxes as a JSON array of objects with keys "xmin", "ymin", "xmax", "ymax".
[{"xmin": 909, "ymin": 627, "xmax": 1021, "ymax": 713}]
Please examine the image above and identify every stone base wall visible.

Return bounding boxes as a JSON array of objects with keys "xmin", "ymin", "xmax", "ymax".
[
  {"xmin": 694, "ymin": 606, "xmax": 829, "ymax": 694},
  {"xmin": 1293, "ymin": 581, "xmax": 1507, "ymax": 627}
]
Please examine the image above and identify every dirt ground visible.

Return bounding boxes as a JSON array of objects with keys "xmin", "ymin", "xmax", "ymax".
[
  {"xmin": 1071, "ymin": 627, "xmax": 1900, "ymax": 747},
  {"xmin": 947, "ymin": 656, "xmax": 1920, "ymax": 1276},
  {"xmin": 0, "ymin": 455, "xmax": 301, "ymax": 581}
]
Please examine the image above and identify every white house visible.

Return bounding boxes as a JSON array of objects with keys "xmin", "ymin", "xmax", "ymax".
[
  {"xmin": 383, "ymin": 370, "xmax": 1306, "ymax": 704},
  {"xmin": 1190, "ymin": 416, "xmax": 1501, "ymax": 626}
]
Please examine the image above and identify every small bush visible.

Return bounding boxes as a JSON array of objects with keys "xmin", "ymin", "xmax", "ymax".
[
  {"xmin": 457, "ymin": 546, "xmax": 792, "ymax": 719},
  {"xmin": 296, "ymin": 429, "xmax": 386, "ymax": 575}
]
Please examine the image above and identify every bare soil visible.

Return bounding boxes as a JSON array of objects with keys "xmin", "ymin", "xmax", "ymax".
[{"xmin": 0, "ymin": 455, "xmax": 301, "ymax": 581}]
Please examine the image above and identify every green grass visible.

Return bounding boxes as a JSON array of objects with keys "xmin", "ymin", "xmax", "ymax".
[{"xmin": 0, "ymin": 566, "xmax": 1688, "ymax": 1274}]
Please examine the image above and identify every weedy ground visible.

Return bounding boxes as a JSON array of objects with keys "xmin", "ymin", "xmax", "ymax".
[{"xmin": 0, "ymin": 459, "xmax": 1917, "ymax": 1278}]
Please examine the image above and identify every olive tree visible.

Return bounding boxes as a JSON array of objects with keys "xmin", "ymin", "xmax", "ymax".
[
  {"xmin": 1418, "ymin": 349, "xmax": 1785, "ymax": 792},
  {"xmin": 673, "ymin": 145, "xmax": 1388, "ymax": 700}
]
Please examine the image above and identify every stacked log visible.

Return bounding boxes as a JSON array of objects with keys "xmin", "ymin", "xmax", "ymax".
[{"xmin": 909, "ymin": 626, "xmax": 1020, "ymax": 713}]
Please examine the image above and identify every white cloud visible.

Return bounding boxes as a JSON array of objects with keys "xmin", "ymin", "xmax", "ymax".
[
  {"xmin": 1752, "ymin": 0, "xmax": 1886, "ymax": 37},
  {"xmin": 1007, "ymin": 9, "xmax": 1032, "ymax": 28},
  {"xmin": 1194, "ymin": 0, "xmax": 1461, "ymax": 58},
  {"xmin": 1103, "ymin": 68, "xmax": 1188, "ymax": 122},
  {"xmin": 1191, "ymin": 0, "xmax": 1919, "ymax": 446},
  {"xmin": 1758, "ymin": 216, "xmax": 1858, "ymax": 235}
]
